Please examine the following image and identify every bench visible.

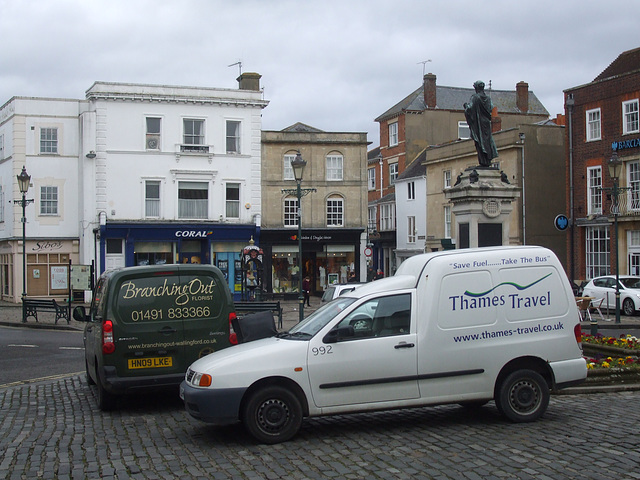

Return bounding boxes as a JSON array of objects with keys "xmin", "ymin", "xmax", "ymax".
[
  {"xmin": 235, "ymin": 301, "xmax": 283, "ymax": 328},
  {"xmin": 22, "ymin": 298, "xmax": 70, "ymax": 324}
]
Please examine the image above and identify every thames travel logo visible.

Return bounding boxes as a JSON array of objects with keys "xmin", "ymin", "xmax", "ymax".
[{"xmin": 449, "ymin": 273, "xmax": 552, "ymax": 311}]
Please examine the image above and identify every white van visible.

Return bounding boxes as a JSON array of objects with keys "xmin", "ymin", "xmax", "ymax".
[{"xmin": 181, "ymin": 246, "xmax": 587, "ymax": 443}]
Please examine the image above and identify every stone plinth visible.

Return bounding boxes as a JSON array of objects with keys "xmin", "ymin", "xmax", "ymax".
[{"xmin": 444, "ymin": 167, "xmax": 520, "ymax": 248}]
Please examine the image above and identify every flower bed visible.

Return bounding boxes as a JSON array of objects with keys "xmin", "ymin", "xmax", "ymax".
[
  {"xmin": 581, "ymin": 334, "xmax": 640, "ymax": 385},
  {"xmin": 583, "ymin": 333, "xmax": 640, "ymax": 351}
]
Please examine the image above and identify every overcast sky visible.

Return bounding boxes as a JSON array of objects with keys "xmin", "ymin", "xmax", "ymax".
[{"xmin": 1, "ymin": 0, "xmax": 638, "ymax": 147}]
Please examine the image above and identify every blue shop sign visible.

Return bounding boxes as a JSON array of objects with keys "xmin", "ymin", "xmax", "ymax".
[{"xmin": 612, "ymin": 137, "xmax": 640, "ymax": 152}]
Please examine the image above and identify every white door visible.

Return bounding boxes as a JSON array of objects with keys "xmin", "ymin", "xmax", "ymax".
[{"xmin": 307, "ymin": 293, "xmax": 419, "ymax": 408}]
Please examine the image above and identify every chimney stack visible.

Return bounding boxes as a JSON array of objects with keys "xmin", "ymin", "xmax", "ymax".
[
  {"xmin": 237, "ymin": 72, "xmax": 261, "ymax": 91},
  {"xmin": 423, "ymin": 73, "xmax": 437, "ymax": 109},
  {"xmin": 516, "ymin": 81, "xmax": 529, "ymax": 113}
]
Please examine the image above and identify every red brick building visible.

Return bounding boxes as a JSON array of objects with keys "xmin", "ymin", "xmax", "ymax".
[{"xmin": 565, "ymin": 47, "xmax": 640, "ymax": 285}]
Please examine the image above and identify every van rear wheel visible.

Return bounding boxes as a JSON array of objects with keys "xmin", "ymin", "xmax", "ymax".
[
  {"xmin": 496, "ymin": 369, "xmax": 549, "ymax": 422},
  {"xmin": 242, "ymin": 386, "xmax": 303, "ymax": 444}
]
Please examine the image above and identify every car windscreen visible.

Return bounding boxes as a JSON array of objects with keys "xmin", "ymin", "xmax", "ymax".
[
  {"xmin": 288, "ymin": 297, "xmax": 356, "ymax": 337},
  {"xmin": 621, "ymin": 277, "xmax": 640, "ymax": 289}
]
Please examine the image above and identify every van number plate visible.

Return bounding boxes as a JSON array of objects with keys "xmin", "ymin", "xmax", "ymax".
[{"xmin": 128, "ymin": 357, "xmax": 173, "ymax": 369}]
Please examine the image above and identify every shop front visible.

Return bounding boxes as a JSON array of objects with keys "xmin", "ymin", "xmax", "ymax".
[
  {"xmin": 98, "ymin": 222, "xmax": 259, "ymax": 301},
  {"xmin": 259, "ymin": 228, "xmax": 364, "ymax": 299}
]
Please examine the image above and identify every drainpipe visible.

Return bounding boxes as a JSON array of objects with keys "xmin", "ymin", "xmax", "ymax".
[
  {"xmin": 566, "ymin": 94, "xmax": 575, "ymax": 284},
  {"xmin": 519, "ymin": 132, "xmax": 526, "ymax": 244}
]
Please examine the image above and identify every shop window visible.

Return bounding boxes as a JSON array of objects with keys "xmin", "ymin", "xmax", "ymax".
[
  {"xmin": 178, "ymin": 181, "xmax": 208, "ymax": 219},
  {"xmin": 586, "ymin": 226, "xmax": 610, "ymax": 279},
  {"xmin": 134, "ymin": 241, "xmax": 172, "ymax": 266},
  {"xmin": 326, "ymin": 196, "xmax": 344, "ymax": 227},
  {"xmin": 226, "ymin": 183, "xmax": 240, "ymax": 218}
]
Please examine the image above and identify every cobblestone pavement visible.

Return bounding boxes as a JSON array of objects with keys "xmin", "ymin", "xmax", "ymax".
[{"xmin": 1, "ymin": 376, "xmax": 640, "ymax": 479}]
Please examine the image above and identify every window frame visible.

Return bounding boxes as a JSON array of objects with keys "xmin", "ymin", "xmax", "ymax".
[
  {"xmin": 380, "ymin": 203, "xmax": 395, "ymax": 231},
  {"xmin": 144, "ymin": 180, "xmax": 161, "ymax": 218},
  {"xmin": 587, "ymin": 166, "xmax": 602, "ymax": 215},
  {"xmin": 623, "ymin": 99, "xmax": 639, "ymax": 135},
  {"xmin": 283, "ymin": 154, "xmax": 295, "ymax": 181},
  {"xmin": 389, "ymin": 162, "xmax": 398, "ymax": 184},
  {"xmin": 40, "ymin": 185, "xmax": 59, "ymax": 216},
  {"xmin": 177, "ymin": 181, "xmax": 208, "ymax": 219},
  {"xmin": 226, "ymin": 120, "xmax": 241, "ymax": 154},
  {"xmin": 444, "ymin": 205, "xmax": 452, "ymax": 239},
  {"xmin": 326, "ymin": 196, "xmax": 344, "ymax": 227},
  {"xmin": 326, "ymin": 154, "xmax": 344, "ymax": 181},
  {"xmin": 586, "ymin": 225, "xmax": 610, "ymax": 279},
  {"xmin": 40, "ymin": 127, "xmax": 58, "ymax": 154},
  {"xmin": 586, "ymin": 108, "xmax": 601, "ymax": 142},
  {"xmin": 284, "ymin": 196, "xmax": 298, "ymax": 227},
  {"xmin": 183, "ymin": 118, "xmax": 205, "ymax": 146},
  {"xmin": 629, "ymin": 161, "xmax": 640, "ymax": 211},
  {"xmin": 407, "ymin": 216, "xmax": 416, "ymax": 243},
  {"xmin": 444, "ymin": 170, "xmax": 452, "ymax": 189},
  {"xmin": 458, "ymin": 121, "xmax": 470, "ymax": 139},
  {"xmin": 407, "ymin": 181, "xmax": 415, "ymax": 200},
  {"xmin": 388, "ymin": 122, "xmax": 398, "ymax": 147},
  {"xmin": 367, "ymin": 167, "xmax": 376, "ymax": 190},
  {"xmin": 225, "ymin": 182, "xmax": 240, "ymax": 218},
  {"xmin": 145, "ymin": 117, "xmax": 161, "ymax": 150}
]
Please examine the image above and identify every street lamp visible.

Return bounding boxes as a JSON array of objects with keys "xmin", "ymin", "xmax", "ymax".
[
  {"xmin": 16, "ymin": 166, "xmax": 34, "ymax": 323},
  {"xmin": 607, "ymin": 151, "xmax": 623, "ymax": 324},
  {"xmin": 282, "ymin": 152, "xmax": 316, "ymax": 322}
]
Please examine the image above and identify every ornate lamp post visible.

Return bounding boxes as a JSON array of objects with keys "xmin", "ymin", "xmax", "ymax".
[
  {"xmin": 16, "ymin": 166, "xmax": 33, "ymax": 323},
  {"xmin": 607, "ymin": 151, "xmax": 624, "ymax": 324},
  {"xmin": 282, "ymin": 152, "xmax": 316, "ymax": 322}
]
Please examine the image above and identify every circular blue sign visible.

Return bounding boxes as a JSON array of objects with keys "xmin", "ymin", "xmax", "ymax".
[{"xmin": 554, "ymin": 214, "xmax": 569, "ymax": 231}]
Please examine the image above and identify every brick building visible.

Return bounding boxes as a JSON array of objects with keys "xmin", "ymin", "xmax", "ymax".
[{"xmin": 565, "ymin": 47, "xmax": 640, "ymax": 285}]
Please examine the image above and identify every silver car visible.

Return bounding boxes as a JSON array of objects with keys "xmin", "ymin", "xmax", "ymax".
[
  {"xmin": 581, "ymin": 275, "xmax": 640, "ymax": 316},
  {"xmin": 321, "ymin": 283, "xmax": 364, "ymax": 302}
]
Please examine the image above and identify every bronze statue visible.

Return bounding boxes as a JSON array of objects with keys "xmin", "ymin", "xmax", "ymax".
[{"xmin": 464, "ymin": 80, "xmax": 498, "ymax": 167}]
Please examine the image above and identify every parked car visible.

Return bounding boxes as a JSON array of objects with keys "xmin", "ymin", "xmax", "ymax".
[
  {"xmin": 321, "ymin": 283, "xmax": 364, "ymax": 302},
  {"xmin": 581, "ymin": 275, "xmax": 640, "ymax": 316},
  {"xmin": 181, "ymin": 246, "xmax": 586, "ymax": 444}
]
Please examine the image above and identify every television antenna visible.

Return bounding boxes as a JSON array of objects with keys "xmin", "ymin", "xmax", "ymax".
[
  {"xmin": 417, "ymin": 59, "xmax": 432, "ymax": 76},
  {"xmin": 228, "ymin": 60, "xmax": 243, "ymax": 76}
]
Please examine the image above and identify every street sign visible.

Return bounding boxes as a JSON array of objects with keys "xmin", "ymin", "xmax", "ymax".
[
  {"xmin": 554, "ymin": 214, "xmax": 569, "ymax": 231},
  {"xmin": 364, "ymin": 247, "xmax": 373, "ymax": 257}
]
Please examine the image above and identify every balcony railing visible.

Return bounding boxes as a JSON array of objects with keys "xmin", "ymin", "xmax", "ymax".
[{"xmin": 180, "ymin": 144, "xmax": 210, "ymax": 154}]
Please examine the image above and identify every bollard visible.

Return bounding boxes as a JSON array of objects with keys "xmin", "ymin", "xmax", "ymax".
[{"xmin": 590, "ymin": 318, "xmax": 598, "ymax": 336}]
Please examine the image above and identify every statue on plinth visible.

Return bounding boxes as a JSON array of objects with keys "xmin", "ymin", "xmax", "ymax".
[{"xmin": 464, "ymin": 80, "xmax": 498, "ymax": 167}]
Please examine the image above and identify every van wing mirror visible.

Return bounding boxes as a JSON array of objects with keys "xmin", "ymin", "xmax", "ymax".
[
  {"xmin": 323, "ymin": 325, "xmax": 355, "ymax": 344},
  {"xmin": 72, "ymin": 305, "xmax": 89, "ymax": 322}
]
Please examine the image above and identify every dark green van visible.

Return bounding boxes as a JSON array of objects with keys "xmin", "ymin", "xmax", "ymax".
[{"xmin": 73, "ymin": 264, "xmax": 236, "ymax": 410}]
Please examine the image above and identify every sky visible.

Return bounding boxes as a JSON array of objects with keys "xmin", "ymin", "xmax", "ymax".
[{"xmin": 1, "ymin": 0, "xmax": 639, "ymax": 148}]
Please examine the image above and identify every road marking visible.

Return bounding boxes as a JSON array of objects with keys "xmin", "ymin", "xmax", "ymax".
[
  {"xmin": 59, "ymin": 346, "xmax": 83, "ymax": 350},
  {"xmin": 0, "ymin": 371, "xmax": 83, "ymax": 389},
  {"xmin": 7, "ymin": 344, "xmax": 38, "ymax": 348}
]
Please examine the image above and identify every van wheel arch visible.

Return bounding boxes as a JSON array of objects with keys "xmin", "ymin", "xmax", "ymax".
[
  {"xmin": 494, "ymin": 357, "xmax": 553, "ymax": 399},
  {"xmin": 240, "ymin": 377, "xmax": 309, "ymax": 420}
]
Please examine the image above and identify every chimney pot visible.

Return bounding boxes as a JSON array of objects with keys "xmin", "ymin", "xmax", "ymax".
[
  {"xmin": 237, "ymin": 72, "xmax": 261, "ymax": 91},
  {"xmin": 423, "ymin": 73, "xmax": 437, "ymax": 109},
  {"xmin": 516, "ymin": 81, "xmax": 529, "ymax": 113}
]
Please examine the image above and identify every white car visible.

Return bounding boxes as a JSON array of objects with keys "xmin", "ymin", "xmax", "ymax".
[
  {"xmin": 581, "ymin": 275, "xmax": 640, "ymax": 316},
  {"xmin": 320, "ymin": 283, "xmax": 363, "ymax": 302}
]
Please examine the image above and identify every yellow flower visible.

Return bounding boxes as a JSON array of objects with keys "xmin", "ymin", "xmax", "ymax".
[
  {"xmin": 587, "ymin": 363, "xmax": 595, "ymax": 369},
  {"xmin": 602, "ymin": 362, "xmax": 610, "ymax": 368}
]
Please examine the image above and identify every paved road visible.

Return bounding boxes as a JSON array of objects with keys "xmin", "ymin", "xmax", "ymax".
[{"xmin": 1, "ymin": 376, "xmax": 640, "ymax": 479}]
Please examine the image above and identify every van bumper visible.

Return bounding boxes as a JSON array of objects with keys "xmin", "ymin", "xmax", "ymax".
[
  {"xmin": 549, "ymin": 357, "xmax": 588, "ymax": 389},
  {"xmin": 101, "ymin": 366, "xmax": 184, "ymax": 393},
  {"xmin": 180, "ymin": 381, "xmax": 246, "ymax": 425}
]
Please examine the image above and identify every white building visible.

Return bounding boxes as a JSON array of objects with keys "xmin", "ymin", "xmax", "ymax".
[
  {"xmin": 0, "ymin": 73, "xmax": 268, "ymax": 302},
  {"xmin": 394, "ymin": 150, "xmax": 427, "ymax": 267}
]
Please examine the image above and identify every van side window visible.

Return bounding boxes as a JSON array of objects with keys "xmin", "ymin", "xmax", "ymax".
[
  {"xmin": 337, "ymin": 293, "xmax": 411, "ymax": 339},
  {"xmin": 91, "ymin": 277, "xmax": 109, "ymax": 321}
]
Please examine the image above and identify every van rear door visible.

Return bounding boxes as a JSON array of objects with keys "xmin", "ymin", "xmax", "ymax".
[{"xmin": 110, "ymin": 268, "xmax": 188, "ymax": 378}]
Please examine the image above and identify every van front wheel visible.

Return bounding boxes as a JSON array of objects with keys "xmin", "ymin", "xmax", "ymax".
[
  {"xmin": 242, "ymin": 386, "xmax": 303, "ymax": 444},
  {"xmin": 496, "ymin": 370, "xmax": 549, "ymax": 422}
]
